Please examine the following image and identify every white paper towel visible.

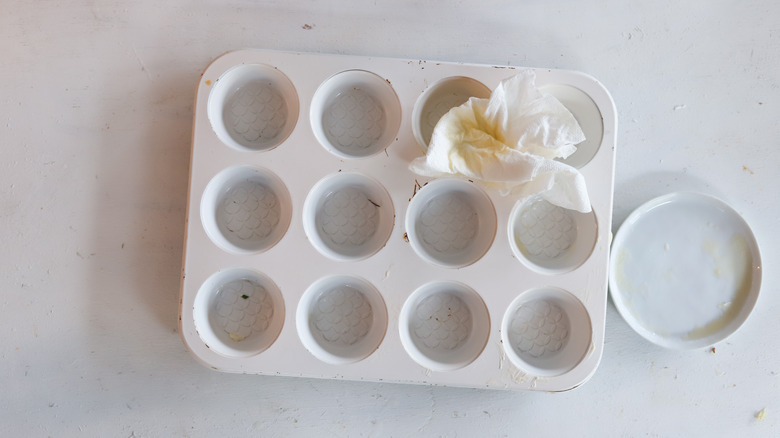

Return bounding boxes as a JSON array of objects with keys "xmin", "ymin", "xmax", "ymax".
[{"xmin": 410, "ymin": 70, "xmax": 591, "ymax": 213}]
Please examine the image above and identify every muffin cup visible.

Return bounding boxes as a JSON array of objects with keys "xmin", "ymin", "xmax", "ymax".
[
  {"xmin": 411, "ymin": 76, "xmax": 491, "ymax": 149},
  {"xmin": 539, "ymin": 84, "xmax": 603, "ymax": 168},
  {"xmin": 310, "ymin": 70, "xmax": 401, "ymax": 159},
  {"xmin": 207, "ymin": 64, "xmax": 299, "ymax": 152},
  {"xmin": 193, "ymin": 268, "xmax": 285, "ymax": 358},
  {"xmin": 405, "ymin": 178, "xmax": 496, "ymax": 268},
  {"xmin": 296, "ymin": 275, "xmax": 388, "ymax": 365},
  {"xmin": 201, "ymin": 165, "xmax": 292, "ymax": 254},
  {"xmin": 508, "ymin": 197, "xmax": 597, "ymax": 274},
  {"xmin": 303, "ymin": 172, "xmax": 394, "ymax": 261},
  {"xmin": 501, "ymin": 287, "xmax": 591, "ymax": 377},
  {"xmin": 399, "ymin": 281, "xmax": 490, "ymax": 371}
]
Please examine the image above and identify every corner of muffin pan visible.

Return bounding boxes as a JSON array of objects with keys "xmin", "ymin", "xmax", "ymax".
[{"xmin": 180, "ymin": 50, "xmax": 615, "ymax": 391}]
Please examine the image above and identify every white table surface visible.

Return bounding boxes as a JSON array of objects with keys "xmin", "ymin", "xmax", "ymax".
[{"xmin": 2, "ymin": 1, "xmax": 778, "ymax": 436}]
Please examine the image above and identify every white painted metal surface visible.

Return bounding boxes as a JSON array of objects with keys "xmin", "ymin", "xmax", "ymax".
[{"xmin": 180, "ymin": 49, "xmax": 616, "ymax": 391}]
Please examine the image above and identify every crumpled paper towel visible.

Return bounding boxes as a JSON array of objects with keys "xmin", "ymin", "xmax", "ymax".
[{"xmin": 409, "ymin": 70, "xmax": 591, "ymax": 213}]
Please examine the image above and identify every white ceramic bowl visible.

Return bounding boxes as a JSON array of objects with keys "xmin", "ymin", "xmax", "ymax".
[{"xmin": 609, "ymin": 192, "xmax": 762, "ymax": 350}]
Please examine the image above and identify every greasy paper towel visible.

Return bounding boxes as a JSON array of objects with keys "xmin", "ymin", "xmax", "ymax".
[{"xmin": 410, "ymin": 70, "xmax": 591, "ymax": 213}]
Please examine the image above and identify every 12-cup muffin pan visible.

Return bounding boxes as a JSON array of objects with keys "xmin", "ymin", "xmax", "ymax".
[{"xmin": 179, "ymin": 49, "xmax": 617, "ymax": 391}]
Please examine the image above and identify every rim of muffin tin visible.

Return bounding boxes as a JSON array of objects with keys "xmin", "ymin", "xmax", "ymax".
[{"xmin": 183, "ymin": 50, "xmax": 614, "ymax": 390}]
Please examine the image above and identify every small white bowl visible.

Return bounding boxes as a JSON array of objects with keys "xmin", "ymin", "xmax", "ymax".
[{"xmin": 609, "ymin": 192, "xmax": 762, "ymax": 350}]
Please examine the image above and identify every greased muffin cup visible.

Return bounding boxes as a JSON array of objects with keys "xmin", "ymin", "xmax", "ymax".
[
  {"xmin": 411, "ymin": 76, "xmax": 491, "ymax": 149},
  {"xmin": 501, "ymin": 287, "xmax": 592, "ymax": 377},
  {"xmin": 193, "ymin": 268, "xmax": 285, "ymax": 358},
  {"xmin": 310, "ymin": 70, "xmax": 401, "ymax": 159},
  {"xmin": 201, "ymin": 165, "xmax": 292, "ymax": 254},
  {"xmin": 207, "ymin": 64, "xmax": 299, "ymax": 152},
  {"xmin": 508, "ymin": 196, "xmax": 598, "ymax": 275},
  {"xmin": 399, "ymin": 281, "xmax": 490, "ymax": 372},
  {"xmin": 179, "ymin": 49, "xmax": 616, "ymax": 392},
  {"xmin": 303, "ymin": 171, "xmax": 394, "ymax": 261},
  {"xmin": 405, "ymin": 178, "xmax": 496, "ymax": 269},
  {"xmin": 296, "ymin": 275, "xmax": 388, "ymax": 365}
]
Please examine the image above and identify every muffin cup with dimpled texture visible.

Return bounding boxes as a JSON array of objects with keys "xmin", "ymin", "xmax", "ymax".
[
  {"xmin": 310, "ymin": 70, "xmax": 401, "ymax": 159},
  {"xmin": 405, "ymin": 178, "xmax": 497, "ymax": 268},
  {"xmin": 540, "ymin": 84, "xmax": 603, "ymax": 169},
  {"xmin": 508, "ymin": 196, "xmax": 598, "ymax": 274},
  {"xmin": 296, "ymin": 275, "xmax": 388, "ymax": 365},
  {"xmin": 207, "ymin": 64, "xmax": 299, "ymax": 152},
  {"xmin": 399, "ymin": 281, "xmax": 490, "ymax": 371},
  {"xmin": 411, "ymin": 76, "xmax": 492, "ymax": 149},
  {"xmin": 193, "ymin": 268, "xmax": 285, "ymax": 358},
  {"xmin": 501, "ymin": 287, "xmax": 591, "ymax": 377},
  {"xmin": 201, "ymin": 165, "xmax": 292, "ymax": 254},
  {"xmin": 303, "ymin": 172, "xmax": 394, "ymax": 261}
]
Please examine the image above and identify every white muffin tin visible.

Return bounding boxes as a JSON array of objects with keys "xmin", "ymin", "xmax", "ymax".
[{"xmin": 179, "ymin": 49, "xmax": 617, "ymax": 391}]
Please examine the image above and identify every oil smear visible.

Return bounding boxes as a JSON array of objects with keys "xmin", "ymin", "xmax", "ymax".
[{"xmin": 685, "ymin": 234, "xmax": 753, "ymax": 340}]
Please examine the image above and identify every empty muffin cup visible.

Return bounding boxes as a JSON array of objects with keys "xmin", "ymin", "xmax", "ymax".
[
  {"xmin": 501, "ymin": 287, "xmax": 591, "ymax": 377},
  {"xmin": 207, "ymin": 64, "xmax": 299, "ymax": 152},
  {"xmin": 296, "ymin": 275, "xmax": 388, "ymax": 365},
  {"xmin": 193, "ymin": 268, "xmax": 285, "ymax": 358},
  {"xmin": 508, "ymin": 196, "xmax": 597, "ymax": 274},
  {"xmin": 399, "ymin": 281, "xmax": 490, "ymax": 371},
  {"xmin": 310, "ymin": 70, "xmax": 401, "ymax": 158},
  {"xmin": 539, "ymin": 84, "xmax": 603, "ymax": 168},
  {"xmin": 201, "ymin": 165, "xmax": 292, "ymax": 254},
  {"xmin": 412, "ymin": 76, "xmax": 491, "ymax": 149},
  {"xmin": 303, "ymin": 172, "xmax": 394, "ymax": 261},
  {"xmin": 405, "ymin": 178, "xmax": 496, "ymax": 268}
]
